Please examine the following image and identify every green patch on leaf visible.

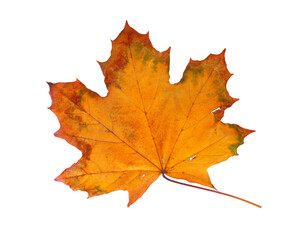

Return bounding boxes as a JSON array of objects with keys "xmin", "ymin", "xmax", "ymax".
[
  {"xmin": 217, "ymin": 88, "xmax": 226, "ymax": 102},
  {"xmin": 133, "ymin": 42, "xmax": 144, "ymax": 58},
  {"xmin": 227, "ymin": 124, "xmax": 245, "ymax": 155},
  {"xmin": 94, "ymin": 185, "xmax": 108, "ymax": 193},
  {"xmin": 79, "ymin": 89, "xmax": 87, "ymax": 97},
  {"xmin": 181, "ymin": 65, "xmax": 204, "ymax": 85},
  {"xmin": 191, "ymin": 66, "xmax": 204, "ymax": 77},
  {"xmin": 229, "ymin": 124, "xmax": 241, "ymax": 133},
  {"xmin": 237, "ymin": 134, "xmax": 243, "ymax": 145},
  {"xmin": 229, "ymin": 144, "xmax": 239, "ymax": 155},
  {"xmin": 88, "ymin": 90, "xmax": 97, "ymax": 98},
  {"xmin": 152, "ymin": 56, "xmax": 170, "ymax": 72},
  {"xmin": 143, "ymin": 49, "xmax": 153, "ymax": 64}
]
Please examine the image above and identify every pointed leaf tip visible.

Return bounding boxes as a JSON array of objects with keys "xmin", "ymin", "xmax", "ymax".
[
  {"xmin": 188, "ymin": 58, "xmax": 196, "ymax": 65},
  {"xmin": 221, "ymin": 48, "xmax": 226, "ymax": 55},
  {"xmin": 54, "ymin": 129, "xmax": 63, "ymax": 138},
  {"xmin": 161, "ymin": 47, "xmax": 171, "ymax": 58},
  {"xmin": 54, "ymin": 175, "xmax": 62, "ymax": 182},
  {"xmin": 124, "ymin": 20, "xmax": 133, "ymax": 31},
  {"xmin": 47, "ymin": 81, "xmax": 54, "ymax": 88},
  {"xmin": 245, "ymin": 129, "xmax": 256, "ymax": 136}
]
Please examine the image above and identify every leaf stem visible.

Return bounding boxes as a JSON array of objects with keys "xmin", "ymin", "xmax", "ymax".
[{"xmin": 162, "ymin": 173, "xmax": 261, "ymax": 208}]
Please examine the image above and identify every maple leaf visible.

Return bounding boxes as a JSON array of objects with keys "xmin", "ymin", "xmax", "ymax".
[{"xmin": 48, "ymin": 22, "xmax": 258, "ymax": 207}]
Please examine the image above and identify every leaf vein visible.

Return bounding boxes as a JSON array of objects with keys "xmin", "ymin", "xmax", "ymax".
[
  {"xmin": 165, "ymin": 68, "xmax": 215, "ymax": 169},
  {"xmin": 59, "ymin": 92, "xmax": 161, "ymax": 170}
]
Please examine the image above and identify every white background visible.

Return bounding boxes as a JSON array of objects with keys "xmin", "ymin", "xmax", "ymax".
[{"xmin": 1, "ymin": 0, "xmax": 296, "ymax": 239}]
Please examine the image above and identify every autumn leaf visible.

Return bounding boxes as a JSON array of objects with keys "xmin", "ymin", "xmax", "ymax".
[{"xmin": 48, "ymin": 22, "xmax": 258, "ymax": 207}]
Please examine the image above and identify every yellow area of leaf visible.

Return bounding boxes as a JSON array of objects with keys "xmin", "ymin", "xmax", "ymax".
[{"xmin": 49, "ymin": 22, "xmax": 253, "ymax": 206}]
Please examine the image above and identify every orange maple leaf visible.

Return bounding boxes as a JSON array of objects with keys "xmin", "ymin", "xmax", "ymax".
[{"xmin": 48, "ymin": 22, "xmax": 259, "ymax": 207}]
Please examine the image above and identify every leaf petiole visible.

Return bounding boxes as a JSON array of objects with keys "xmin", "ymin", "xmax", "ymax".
[{"xmin": 162, "ymin": 172, "xmax": 261, "ymax": 208}]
